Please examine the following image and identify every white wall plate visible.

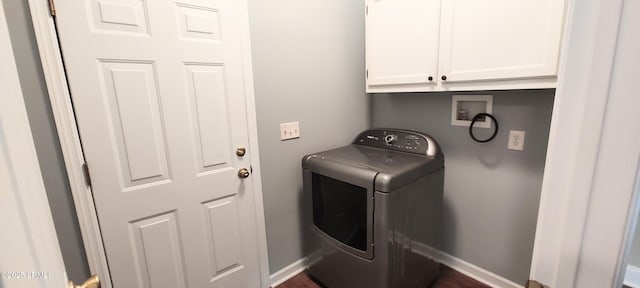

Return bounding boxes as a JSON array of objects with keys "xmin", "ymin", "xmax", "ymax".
[{"xmin": 451, "ymin": 95, "xmax": 494, "ymax": 128}]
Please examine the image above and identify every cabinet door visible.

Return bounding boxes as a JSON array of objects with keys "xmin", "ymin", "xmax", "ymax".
[
  {"xmin": 366, "ymin": 0, "xmax": 440, "ymax": 87},
  {"xmin": 438, "ymin": 0, "xmax": 565, "ymax": 83}
]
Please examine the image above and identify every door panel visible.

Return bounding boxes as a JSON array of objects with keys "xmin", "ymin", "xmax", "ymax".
[
  {"xmin": 90, "ymin": 0, "xmax": 150, "ymax": 35},
  {"xmin": 99, "ymin": 60, "xmax": 171, "ymax": 187},
  {"xmin": 177, "ymin": 5, "xmax": 221, "ymax": 41},
  {"xmin": 203, "ymin": 197, "xmax": 243, "ymax": 274},
  {"xmin": 184, "ymin": 64, "xmax": 233, "ymax": 173},
  {"xmin": 54, "ymin": 0, "xmax": 261, "ymax": 287},
  {"xmin": 130, "ymin": 212, "xmax": 187, "ymax": 288}
]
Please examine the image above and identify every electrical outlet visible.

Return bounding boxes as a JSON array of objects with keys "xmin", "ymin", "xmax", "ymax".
[
  {"xmin": 280, "ymin": 121, "xmax": 300, "ymax": 140},
  {"xmin": 508, "ymin": 130, "xmax": 525, "ymax": 151}
]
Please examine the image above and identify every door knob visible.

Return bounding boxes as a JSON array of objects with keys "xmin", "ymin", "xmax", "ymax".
[
  {"xmin": 236, "ymin": 147, "xmax": 246, "ymax": 156},
  {"xmin": 238, "ymin": 168, "xmax": 250, "ymax": 178},
  {"xmin": 68, "ymin": 275, "xmax": 100, "ymax": 288}
]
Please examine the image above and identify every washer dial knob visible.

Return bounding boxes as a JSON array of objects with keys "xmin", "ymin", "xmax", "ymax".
[{"xmin": 384, "ymin": 134, "xmax": 398, "ymax": 144}]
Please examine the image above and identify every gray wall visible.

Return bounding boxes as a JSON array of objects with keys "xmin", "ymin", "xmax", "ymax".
[
  {"xmin": 1, "ymin": 0, "xmax": 90, "ymax": 283},
  {"xmin": 371, "ymin": 89, "xmax": 554, "ymax": 284},
  {"xmin": 246, "ymin": 0, "xmax": 370, "ymax": 273}
]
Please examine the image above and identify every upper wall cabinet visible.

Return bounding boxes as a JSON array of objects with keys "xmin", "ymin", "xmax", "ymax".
[
  {"xmin": 366, "ymin": 0, "xmax": 441, "ymax": 87},
  {"xmin": 366, "ymin": 0, "xmax": 566, "ymax": 93}
]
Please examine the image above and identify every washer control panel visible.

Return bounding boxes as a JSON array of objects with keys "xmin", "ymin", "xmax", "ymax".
[{"xmin": 353, "ymin": 129, "xmax": 431, "ymax": 155}]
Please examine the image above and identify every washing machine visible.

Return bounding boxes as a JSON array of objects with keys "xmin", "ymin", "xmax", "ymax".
[{"xmin": 302, "ymin": 128, "xmax": 444, "ymax": 288}]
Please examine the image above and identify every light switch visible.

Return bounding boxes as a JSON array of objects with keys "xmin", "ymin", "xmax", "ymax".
[{"xmin": 280, "ymin": 122, "xmax": 300, "ymax": 140}]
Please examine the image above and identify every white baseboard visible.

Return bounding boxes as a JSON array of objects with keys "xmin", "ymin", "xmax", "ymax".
[
  {"xmin": 271, "ymin": 248, "xmax": 523, "ymax": 288},
  {"xmin": 269, "ymin": 252, "xmax": 321, "ymax": 288},
  {"xmin": 624, "ymin": 265, "xmax": 640, "ymax": 288},
  {"xmin": 409, "ymin": 241, "xmax": 523, "ymax": 288},
  {"xmin": 438, "ymin": 251, "xmax": 525, "ymax": 288},
  {"xmin": 269, "ymin": 257, "xmax": 307, "ymax": 288}
]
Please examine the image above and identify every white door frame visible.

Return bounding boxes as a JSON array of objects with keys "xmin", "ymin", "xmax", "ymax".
[
  {"xmin": 26, "ymin": 0, "xmax": 271, "ymax": 287},
  {"xmin": 0, "ymin": 2, "xmax": 68, "ymax": 287},
  {"xmin": 530, "ymin": 0, "xmax": 640, "ymax": 287}
]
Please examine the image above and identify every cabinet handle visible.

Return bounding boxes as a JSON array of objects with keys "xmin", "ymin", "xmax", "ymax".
[
  {"xmin": 428, "ymin": 76, "xmax": 433, "ymax": 81},
  {"xmin": 441, "ymin": 75, "xmax": 447, "ymax": 81}
]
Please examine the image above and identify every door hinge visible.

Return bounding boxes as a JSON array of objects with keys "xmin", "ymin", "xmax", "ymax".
[
  {"xmin": 366, "ymin": 69, "xmax": 368, "ymax": 79},
  {"xmin": 82, "ymin": 163, "xmax": 92, "ymax": 188},
  {"xmin": 526, "ymin": 280, "xmax": 550, "ymax": 288},
  {"xmin": 48, "ymin": 0, "xmax": 56, "ymax": 17}
]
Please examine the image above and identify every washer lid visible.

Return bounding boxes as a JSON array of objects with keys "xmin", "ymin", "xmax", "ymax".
[{"xmin": 303, "ymin": 144, "xmax": 443, "ymax": 193}]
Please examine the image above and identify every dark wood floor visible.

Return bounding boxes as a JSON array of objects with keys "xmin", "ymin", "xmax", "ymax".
[{"xmin": 275, "ymin": 265, "xmax": 491, "ymax": 288}]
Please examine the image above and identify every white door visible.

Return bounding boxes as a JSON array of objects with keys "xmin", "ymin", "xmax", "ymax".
[
  {"xmin": 438, "ymin": 0, "xmax": 564, "ymax": 83},
  {"xmin": 0, "ymin": 3, "xmax": 68, "ymax": 287},
  {"xmin": 53, "ymin": 0, "xmax": 262, "ymax": 287},
  {"xmin": 366, "ymin": 0, "xmax": 441, "ymax": 88}
]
